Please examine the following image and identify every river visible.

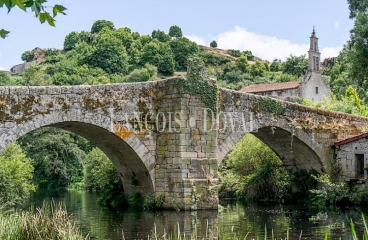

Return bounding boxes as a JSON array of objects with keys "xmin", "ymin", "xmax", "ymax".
[{"xmin": 19, "ymin": 189, "xmax": 368, "ymax": 239}]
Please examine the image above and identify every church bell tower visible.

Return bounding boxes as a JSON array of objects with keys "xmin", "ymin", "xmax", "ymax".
[{"xmin": 308, "ymin": 27, "xmax": 321, "ymax": 72}]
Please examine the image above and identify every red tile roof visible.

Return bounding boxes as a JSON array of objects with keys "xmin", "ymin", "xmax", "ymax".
[
  {"xmin": 240, "ymin": 81, "xmax": 300, "ymax": 93},
  {"xmin": 334, "ymin": 133, "xmax": 368, "ymax": 147}
]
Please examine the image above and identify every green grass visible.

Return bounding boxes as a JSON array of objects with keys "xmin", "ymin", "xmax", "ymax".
[{"xmin": 0, "ymin": 201, "xmax": 88, "ymax": 239}]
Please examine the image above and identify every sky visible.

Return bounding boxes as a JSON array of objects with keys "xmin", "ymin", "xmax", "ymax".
[{"xmin": 0, "ymin": 0, "xmax": 354, "ymax": 71}]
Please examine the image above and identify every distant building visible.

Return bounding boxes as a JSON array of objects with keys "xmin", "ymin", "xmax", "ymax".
[{"xmin": 240, "ymin": 27, "xmax": 330, "ymax": 102}]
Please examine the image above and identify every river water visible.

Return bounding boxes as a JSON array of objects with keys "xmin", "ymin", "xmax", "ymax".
[{"xmin": 19, "ymin": 189, "xmax": 368, "ymax": 239}]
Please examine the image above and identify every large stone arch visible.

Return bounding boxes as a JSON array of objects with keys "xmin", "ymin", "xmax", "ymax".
[{"xmin": 0, "ymin": 111, "xmax": 155, "ymax": 196}]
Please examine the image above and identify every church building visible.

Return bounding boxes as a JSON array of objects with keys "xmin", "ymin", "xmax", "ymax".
[{"xmin": 240, "ymin": 28, "xmax": 330, "ymax": 102}]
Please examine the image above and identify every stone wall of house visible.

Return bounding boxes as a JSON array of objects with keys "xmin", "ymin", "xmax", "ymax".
[{"xmin": 335, "ymin": 138, "xmax": 368, "ymax": 180}]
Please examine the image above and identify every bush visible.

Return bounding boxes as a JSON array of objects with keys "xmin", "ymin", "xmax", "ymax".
[
  {"xmin": 227, "ymin": 49, "xmax": 241, "ymax": 57},
  {"xmin": 210, "ymin": 40, "xmax": 217, "ymax": 48}
]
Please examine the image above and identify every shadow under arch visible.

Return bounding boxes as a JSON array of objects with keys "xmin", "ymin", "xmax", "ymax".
[
  {"xmin": 251, "ymin": 126, "xmax": 325, "ymax": 173},
  {"xmin": 39, "ymin": 121, "xmax": 155, "ymax": 196}
]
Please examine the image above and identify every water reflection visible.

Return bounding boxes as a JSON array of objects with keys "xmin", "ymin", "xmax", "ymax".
[{"xmin": 19, "ymin": 189, "xmax": 367, "ymax": 239}]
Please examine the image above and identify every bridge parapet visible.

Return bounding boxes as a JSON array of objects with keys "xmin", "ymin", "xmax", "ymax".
[{"xmin": 218, "ymin": 88, "xmax": 368, "ymax": 174}]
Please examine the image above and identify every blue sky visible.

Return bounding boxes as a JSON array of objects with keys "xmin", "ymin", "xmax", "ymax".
[{"xmin": 0, "ymin": 0, "xmax": 354, "ymax": 71}]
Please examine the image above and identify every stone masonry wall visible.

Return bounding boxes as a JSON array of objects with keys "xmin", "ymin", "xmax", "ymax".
[{"xmin": 335, "ymin": 138, "xmax": 368, "ymax": 180}]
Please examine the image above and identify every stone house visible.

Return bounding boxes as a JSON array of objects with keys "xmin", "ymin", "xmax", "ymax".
[
  {"xmin": 240, "ymin": 28, "xmax": 330, "ymax": 102},
  {"xmin": 333, "ymin": 133, "xmax": 368, "ymax": 181}
]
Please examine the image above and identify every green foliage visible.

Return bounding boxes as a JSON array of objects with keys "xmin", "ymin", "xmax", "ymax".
[
  {"xmin": 23, "ymin": 66, "xmax": 51, "ymax": 86},
  {"xmin": 302, "ymin": 86, "xmax": 368, "ymax": 117},
  {"xmin": 0, "ymin": 143, "xmax": 35, "ymax": 207},
  {"xmin": 235, "ymin": 56, "xmax": 248, "ymax": 73},
  {"xmin": 128, "ymin": 192, "xmax": 144, "ymax": 209},
  {"xmin": 227, "ymin": 49, "xmax": 241, "ymax": 57},
  {"xmin": 346, "ymin": 13, "xmax": 368, "ymax": 91},
  {"xmin": 309, "ymin": 174, "xmax": 351, "ymax": 206},
  {"xmin": 63, "ymin": 31, "xmax": 80, "ymax": 51},
  {"xmin": 18, "ymin": 127, "xmax": 89, "ymax": 188},
  {"xmin": 174, "ymin": 57, "xmax": 218, "ymax": 113},
  {"xmin": 282, "ymin": 54, "xmax": 308, "ymax": 77},
  {"xmin": 0, "ymin": 0, "xmax": 66, "ymax": 39},
  {"xmin": 257, "ymin": 97, "xmax": 285, "ymax": 115},
  {"xmin": 270, "ymin": 59, "xmax": 282, "ymax": 72},
  {"xmin": 84, "ymin": 148, "xmax": 127, "ymax": 208},
  {"xmin": 87, "ymin": 28, "xmax": 128, "ymax": 74},
  {"xmin": 219, "ymin": 134, "xmax": 290, "ymax": 201},
  {"xmin": 152, "ymin": 29, "xmax": 171, "ymax": 42},
  {"xmin": 169, "ymin": 37, "xmax": 199, "ymax": 70},
  {"xmin": 142, "ymin": 193, "xmax": 164, "ymax": 210},
  {"xmin": 21, "ymin": 49, "xmax": 36, "ymax": 62},
  {"xmin": 347, "ymin": 0, "xmax": 368, "ymax": 18},
  {"xmin": 158, "ymin": 50, "xmax": 175, "ymax": 75},
  {"xmin": 289, "ymin": 169, "xmax": 319, "ymax": 203},
  {"xmin": 210, "ymin": 40, "xmax": 217, "ymax": 48},
  {"xmin": 91, "ymin": 20, "xmax": 115, "ymax": 34},
  {"xmin": 168, "ymin": 25, "xmax": 182, "ymax": 39},
  {"xmin": 126, "ymin": 64, "xmax": 157, "ymax": 82},
  {"xmin": 0, "ymin": 71, "xmax": 10, "ymax": 85},
  {"xmin": 140, "ymin": 39, "xmax": 162, "ymax": 66},
  {"xmin": 250, "ymin": 60, "xmax": 267, "ymax": 76}
]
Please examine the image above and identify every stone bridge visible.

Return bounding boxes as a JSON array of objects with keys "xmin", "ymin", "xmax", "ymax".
[{"xmin": 0, "ymin": 76, "xmax": 367, "ymax": 210}]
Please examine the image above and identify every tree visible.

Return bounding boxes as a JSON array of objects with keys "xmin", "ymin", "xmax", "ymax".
[
  {"xmin": 63, "ymin": 31, "xmax": 80, "ymax": 51},
  {"xmin": 347, "ymin": 0, "xmax": 368, "ymax": 18},
  {"xmin": 0, "ymin": 143, "xmax": 35, "ymax": 206},
  {"xmin": 87, "ymin": 28, "xmax": 129, "ymax": 74},
  {"xmin": 18, "ymin": 127, "xmax": 90, "ymax": 188},
  {"xmin": 270, "ymin": 59, "xmax": 282, "ymax": 72},
  {"xmin": 235, "ymin": 55, "xmax": 249, "ymax": 73},
  {"xmin": 168, "ymin": 25, "xmax": 182, "ymax": 39},
  {"xmin": 91, "ymin": 20, "xmax": 115, "ymax": 34},
  {"xmin": 282, "ymin": 54, "xmax": 308, "ymax": 77},
  {"xmin": 151, "ymin": 29, "xmax": 171, "ymax": 42},
  {"xmin": 210, "ymin": 40, "xmax": 217, "ymax": 48},
  {"xmin": 250, "ymin": 60, "xmax": 267, "ymax": 77},
  {"xmin": 346, "ymin": 13, "xmax": 368, "ymax": 89},
  {"xmin": 158, "ymin": 51, "xmax": 175, "ymax": 75},
  {"xmin": 140, "ymin": 39, "xmax": 161, "ymax": 66},
  {"xmin": 169, "ymin": 37, "xmax": 198, "ymax": 70},
  {"xmin": 84, "ymin": 148, "xmax": 126, "ymax": 208},
  {"xmin": 0, "ymin": 0, "xmax": 67, "ymax": 38}
]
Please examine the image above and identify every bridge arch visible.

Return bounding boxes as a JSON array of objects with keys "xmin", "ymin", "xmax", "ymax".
[
  {"xmin": 251, "ymin": 126, "xmax": 325, "ymax": 172},
  {"xmin": 0, "ymin": 112, "xmax": 155, "ymax": 196},
  {"xmin": 219, "ymin": 125, "xmax": 325, "ymax": 173}
]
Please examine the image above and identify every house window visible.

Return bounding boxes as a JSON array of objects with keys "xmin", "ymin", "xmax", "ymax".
[{"xmin": 315, "ymin": 87, "xmax": 319, "ymax": 94}]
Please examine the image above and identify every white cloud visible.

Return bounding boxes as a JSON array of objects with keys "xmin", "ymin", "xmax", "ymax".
[
  {"xmin": 185, "ymin": 34, "xmax": 206, "ymax": 46},
  {"xmin": 334, "ymin": 21, "xmax": 340, "ymax": 29},
  {"xmin": 187, "ymin": 26, "xmax": 341, "ymax": 61},
  {"xmin": 321, "ymin": 46, "xmax": 342, "ymax": 59},
  {"xmin": 0, "ymin": 66, "xmax": 5, "ymax": 71},
  {"xmin": 215, "ymin": 26, "xmax": 309, "ymax": 61}
]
